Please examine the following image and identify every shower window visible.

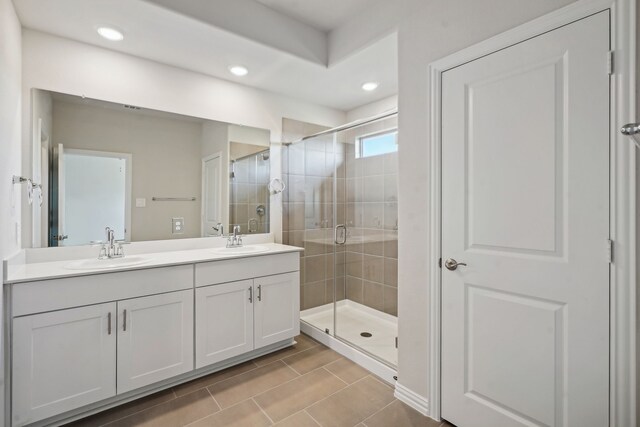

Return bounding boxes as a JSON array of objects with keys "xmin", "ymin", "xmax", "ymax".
[{"xmin": 356, "ymin": 130, "xmax": 398, "ymax": 158}]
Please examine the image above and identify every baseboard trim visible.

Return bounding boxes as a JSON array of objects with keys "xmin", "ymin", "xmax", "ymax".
[{"xmin": 394, "ymin": 382, "xmax": 430, "ymax": 417}]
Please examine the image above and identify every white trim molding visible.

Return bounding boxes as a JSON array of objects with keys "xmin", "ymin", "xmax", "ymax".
[
  {"xmin": 395, "ymin": 382, "xmax": 429, "ymax": 416},
  {"xmin": 427, "ymin": 0, "xmax": 636, "ymax": 424}
]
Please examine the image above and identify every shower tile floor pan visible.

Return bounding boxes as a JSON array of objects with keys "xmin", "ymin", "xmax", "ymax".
[{"xmin": 301, "ymin": 300, "xmax": 398, "ymax": 366}]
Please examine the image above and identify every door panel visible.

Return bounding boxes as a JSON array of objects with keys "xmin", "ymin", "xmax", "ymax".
[
  {"xmin": 441, "ymin": 12, "xmax": 609, "ymax": 427},
  {"xmin": 117, "ymin": 290, "xmax": 194, "ymax": 393},
  {"xmin": 254, "ymin": 272, "xmax": 300, "ymax": 348},
  {"xmin": 12, "ymin": 303, "xmax": 116, "ymax": 426},
  {"xmin": 202, "ymin": 154, "xmax": 222, "ymax": 236},
  {"xmin": 466, "ymin": 59, "xmax": 562, "ymax": 255},
  {"xmin": 195, "ymin": 280, "xmax": 254, "ymax": 369}
]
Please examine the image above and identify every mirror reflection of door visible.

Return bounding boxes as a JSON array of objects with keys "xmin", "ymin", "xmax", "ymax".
[
  {"xmin": 50, "ymin": 148, "xmax": 131, "ymax": 246},
  {"xmin": 202, "ymin": 153, "xmax": 222, "ymax": 236}
]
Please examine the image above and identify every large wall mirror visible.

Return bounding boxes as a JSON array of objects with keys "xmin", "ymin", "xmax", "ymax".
[{"xmin": 30, "ymin": 89, "xmax": 272, "ymax": 247}]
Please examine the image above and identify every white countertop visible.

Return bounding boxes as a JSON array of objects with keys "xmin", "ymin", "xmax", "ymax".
[{"xmin": 5, "ymin": 243, "xmax": 303, "ymax": 284}]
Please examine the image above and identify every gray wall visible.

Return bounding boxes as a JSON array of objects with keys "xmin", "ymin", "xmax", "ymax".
[
  {"xmin": 53, "ymin": 100, "xmax": 205, "ymax": 241},
  {"xmin": 396, "ymin": 0, "xmax": 577, "ymax": 402}
]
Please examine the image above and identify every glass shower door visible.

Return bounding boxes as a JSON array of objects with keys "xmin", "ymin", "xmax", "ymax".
[
  {"xmin": 289, "ymin": 113, "xmax": 398, "ymax": 368},
  {"xmin": 287, "ymin": 133, "xmax": 338, "ymax": 336},
  {"xmin": 334, "ymin": 115, "xmax": 398, "ymax": 367}
]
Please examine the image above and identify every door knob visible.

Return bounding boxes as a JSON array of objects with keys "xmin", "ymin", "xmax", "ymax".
[{"xmin": 444, "ymin": 258, "xmax": 467, "ymax": 271}]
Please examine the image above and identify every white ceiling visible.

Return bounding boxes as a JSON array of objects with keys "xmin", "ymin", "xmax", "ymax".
[
  {"xmin": 14, "ymin": 0, "xmax": 398, "ymax": 111},
  {"xmin": 254, "ymin": 0, "xmax": 372, "ymax": 31}
]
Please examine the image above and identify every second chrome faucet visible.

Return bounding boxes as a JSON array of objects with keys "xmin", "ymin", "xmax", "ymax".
[
  {"xmin": 227, "ymin": 225, "xmax": 243, "ymax": 248},
  {"xmin": 98, "ymin": 227, "xmax": 128, "ymax": 259}
]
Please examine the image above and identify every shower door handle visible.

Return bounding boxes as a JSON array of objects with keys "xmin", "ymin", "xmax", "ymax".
[{"xmin": 334, "ymin": 224, "xmax": 347, "ymax": 245}]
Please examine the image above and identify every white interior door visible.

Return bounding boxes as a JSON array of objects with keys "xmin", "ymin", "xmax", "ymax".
[
  {"xmin": 63, "ymin": 149, "xmax": 130, "ymax": 246},
  {"xmin": 117, "ymin": 290, "xmax": 194, "ymax": 393},
  {"xmin": 441, "ymin": 12, "xmax": 610, "ymax": 427},
  {"xmin": 202, "ymin": 153, "xmax": 222, "ymax": 236}
]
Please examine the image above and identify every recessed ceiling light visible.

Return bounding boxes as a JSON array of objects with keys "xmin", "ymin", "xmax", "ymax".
[
  {"xmin": 97, "ymin": 27, "xmax": 124, "ymax": 41},
  {"xmin": 229, "ymin": 65, "xmax": 249, "ymax": 77},
  {"xmin": 361, "ymin": 82, "xmax": 379, "ymax": 91}
]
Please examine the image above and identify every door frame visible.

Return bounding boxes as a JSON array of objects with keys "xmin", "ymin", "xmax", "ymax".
[{"xmin": 426, "ymin": 0, "xmax": 636, "ymax": 424}]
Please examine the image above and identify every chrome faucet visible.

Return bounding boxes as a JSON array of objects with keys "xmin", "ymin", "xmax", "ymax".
[
  {"xmin": 212, "ymin": 223, "xmax": 224, "ymax": 237},
  {"xmin": 98, "ymin": 227, "xmax": 127, "ymax": 259},
  {"xmin": 226, "ymin": 225, "xmax": 243, "ymax": 248}
]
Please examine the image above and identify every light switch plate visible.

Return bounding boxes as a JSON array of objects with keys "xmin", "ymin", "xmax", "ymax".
[
  {"xmin": 172, "ymin": 217, "xmax": 184, "ymax": 234},
  {"xmin": 135, "ymin": 198, "xmax": 146, "ymax": 208}
]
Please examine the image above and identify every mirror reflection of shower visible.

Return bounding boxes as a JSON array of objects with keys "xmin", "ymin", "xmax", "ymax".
[{"xmin": 229, "ymin": 144, "xmax": 270, "ymax": 234}]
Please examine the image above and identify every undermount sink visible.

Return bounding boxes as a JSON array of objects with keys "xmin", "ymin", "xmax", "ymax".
[
  {"xmin": 211, "ymin": 245, "xmax": 270, "ymax": 255},
  {"xmin": 64, "ymin": 256, "xmax": 152, "ymax": 270}
]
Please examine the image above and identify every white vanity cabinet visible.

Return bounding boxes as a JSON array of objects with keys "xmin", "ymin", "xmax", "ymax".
[
  {"xmin": 9, "ymin": 265, "xmax": 194, "ymax": 426},
  {"xmin": 117, "ymin": 290, "xmax": 194, "ymax": 393},
  {"xmin": 195, "ymin": 272, "xmax": 299, "ymax": 369},
  {"xmin": 12, "ymin": 303, "xmax": 117, "ymax": 426},
  {"xmin": 193, "ymin": 253, "xmax": 300, "ymax": 370},
  {"xmin": 6, "ymin": 247, "xmax": 301, "ymax": 426}
]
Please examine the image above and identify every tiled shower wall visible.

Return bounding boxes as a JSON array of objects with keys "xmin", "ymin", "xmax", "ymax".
[
  {"xmin": 282, "ymin": 117, "xmax": 398, "ymax": 315},
  {"xmin": 343, "ymin": 150, "xmax": 398, "ymax": 316},
  {"xmin": 229, "ymin": 152, "xmax": 270, "ymax": 234}
]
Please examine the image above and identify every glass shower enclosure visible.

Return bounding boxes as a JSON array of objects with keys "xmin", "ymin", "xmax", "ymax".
[{"xmin": 283, "ymin": 112, "xmax": 398, "ymax": 367}]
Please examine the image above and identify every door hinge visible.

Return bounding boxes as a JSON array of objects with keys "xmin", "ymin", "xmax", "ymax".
[
  {"xmin": 395, "ymin": 337, "xmax": 398, "ymax": 349},
  {"xmin": 438, "ymin": 258, "xmax": 442, "ymax": 268},
  {"xmin": 607, "ymin": 239, "xmax": 614, "ymax": 263},
  {"xmin": 607, "ymin": 51, "xmax": 614, "ymax": 75}
]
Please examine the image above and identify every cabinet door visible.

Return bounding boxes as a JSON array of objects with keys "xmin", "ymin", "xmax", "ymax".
[
  {"xmin": 254, "ymin": 272, "xmax": 300, "ymax": 348},
  {"xmin": 117, "ymin": 290, "xmax": 193, "ymax": 393},
  {"xmin": 195, "ymin": 280, "xmax": 254, "ymax": 369},
  {"xmin": 12, "ymin": 303, "xmax": 116, "ymax": 426}
]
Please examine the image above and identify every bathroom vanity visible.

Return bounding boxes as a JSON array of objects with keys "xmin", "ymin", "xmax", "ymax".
[{"xmin": 3, "ymin": 242, "xmax": 302, "ymax": 426}]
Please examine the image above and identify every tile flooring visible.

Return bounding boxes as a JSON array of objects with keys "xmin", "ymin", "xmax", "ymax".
[{"xmin": 69, "ymin": 334, "xmax": 452, "ymax": 427}]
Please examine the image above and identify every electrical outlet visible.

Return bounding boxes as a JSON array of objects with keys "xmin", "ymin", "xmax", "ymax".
[
  {"xmin": 172, "ymin": 217, "xmax": 184, "ymax": 234},
  {"xmin": 135, "ymin": 198, "xmax": 146, "ymax": 208}
]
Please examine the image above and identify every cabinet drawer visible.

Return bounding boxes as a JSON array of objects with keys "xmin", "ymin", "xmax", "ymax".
[
  {"xmin": 12, "ymin": 265, "xmax": 194, "ymax": 317},
  {"xmin": 195, "ymin": 253, "xmax": 299, "ymax": 287}
]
